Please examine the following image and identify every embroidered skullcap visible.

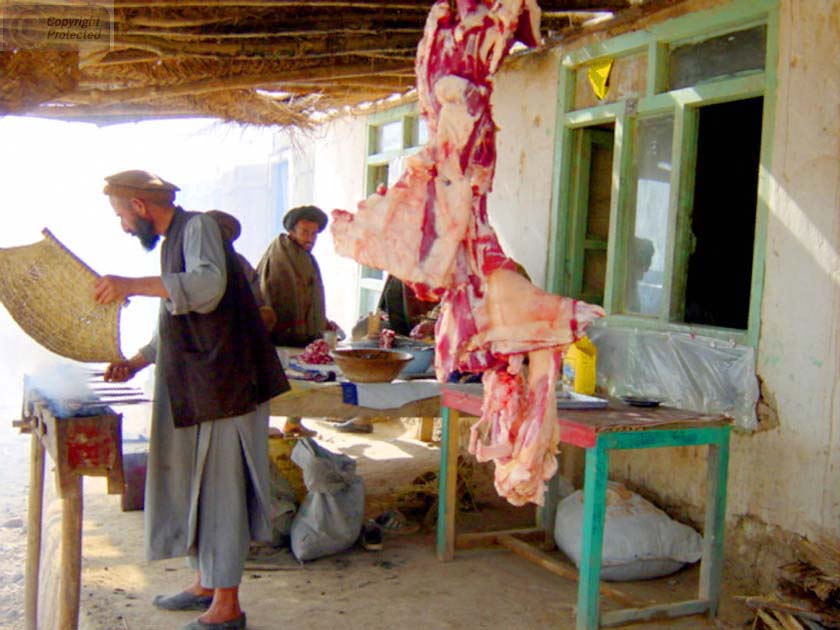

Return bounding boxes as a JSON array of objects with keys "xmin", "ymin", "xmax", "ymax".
[
  {"xmin": 282, "ymin": 205, "xmax": 327, "ymax": 233},
  {"xmin": 103, "ymin": 170, "xmax": 179, "ymax": 203},
  {"xmin": 206, "ymin": 210, "xmax": 241, "ymax": 242}
]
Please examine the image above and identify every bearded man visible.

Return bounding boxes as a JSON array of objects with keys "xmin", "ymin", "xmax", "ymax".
[
  {"xmin": 256, "ymin": 204, "xmax": 338, "ymax": 437},
  {"xmin": 93, "ymin": 169, "xmax": 288, "ymax": 630}
]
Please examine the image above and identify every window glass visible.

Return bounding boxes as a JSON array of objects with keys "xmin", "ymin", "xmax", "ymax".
[
  {"xmin": 376, "ymin": 120, "xmax": 403, "ymax": 153},
  {"xmin": 669, "ymin": 25, "xmax": 766, "ymax": 90},
  {"xmin": 624, "ymin": 115, "xmax": 673, "ymax": 316},
  {"xmin": 415, "ymin": 117, "xmax": 429, "ymax": 146}
]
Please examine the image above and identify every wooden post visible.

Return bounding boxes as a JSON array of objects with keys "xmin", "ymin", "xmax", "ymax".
[
  {"xmin": 577, "ymin": 438, "xmax": 610, "ymax": 630},
  {"xmin": 417, "ymin": 416, "xmax": 434, "ymax": 442},
  {"xmin": 699, "ymin": 427, "xmax": 731, "ymax": 617},
  {"xmin": 58, "ymin": 477, "xmax": 83, "ymax": 630},
  {"xmin": 24, "ymin": 430, "xmax": 45, "ymax": 630},
  {"xmin": 436, "ymin": 407, "xmax": 460, "ymax": 561}
]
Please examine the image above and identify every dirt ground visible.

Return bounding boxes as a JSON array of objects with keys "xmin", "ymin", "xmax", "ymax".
[{"xmin": 31, "ymin": 417, "xmax": 755, "ymax": 630}]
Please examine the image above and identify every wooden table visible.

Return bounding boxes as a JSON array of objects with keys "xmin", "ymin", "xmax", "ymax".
[
  {"xmin": 435, "ymin": 383, "xmax": 732, "ymax": 630},
  {"xmin": 21, "ymin": 400, "xmax": 124, "ymax": 630},
  {"xmin": 269, "ymin": 380, "xmax": 441, "ymax": 441}
]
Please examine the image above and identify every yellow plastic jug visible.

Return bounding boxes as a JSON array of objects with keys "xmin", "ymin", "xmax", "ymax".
[{"xmin": 562, "ymin": 336, "xmax": 597, "ymax": 395}]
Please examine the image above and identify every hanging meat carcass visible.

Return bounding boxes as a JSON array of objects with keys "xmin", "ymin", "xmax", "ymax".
[{"xmin": 331, "ymin": 0, "xmax": 604, "ymax": 506}]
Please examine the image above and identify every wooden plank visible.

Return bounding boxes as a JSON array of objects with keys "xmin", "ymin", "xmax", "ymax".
[
  {"xmin": 577, "ymin": 440, "xmax": 610, "ymax": 630},
  {"xmin": 700, "ymin": 430, "xmax": 731, "ymax": 616},
  {"xmin": 600, "ymin": 599, "xmax": 709, "ymax": 627},
  {"xmin": 497, "ymin": 535, "xmax": 644, "ymax": 609},
  {"xmin": 558, "ymin": 420, "xmax": 597, "ymax": 448},
  {"xmin": 270, "ymin": 382, "xmax": 440, "ymax": 419},
  {"xmin": 417, "ymin": 416, "xmax": 434, "ymax": 442},
  {"xmin": 455, "ymin": 528, "xmax": 543, "ymax": 550},
  {"xmin": 436, "ymin": 407, "xmax": 460, "ymax": 561},
  {"xmin": 58, "ymin": 476, "xmax": 83, "ymax": 630},
  {"xmin": 440, "ymin": 387, "xmax": 483, "ymax": 417},
  {"xmin": 24, "ymin": 432, "xmax": 44, "ymax": 630}
]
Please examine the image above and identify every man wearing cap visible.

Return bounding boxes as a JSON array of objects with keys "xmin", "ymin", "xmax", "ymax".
[
  {"xmin": 94, "ymin": 170, "xmax": 288, "ymax": 630},
  {"xmin": 256, "ymin": 204, "xmax": 335, "ymax": 437}
]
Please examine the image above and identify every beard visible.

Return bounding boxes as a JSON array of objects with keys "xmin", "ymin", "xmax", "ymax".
[{"xmin": 135, "ymin": 216, "xmax": 160, "ymax": 251}]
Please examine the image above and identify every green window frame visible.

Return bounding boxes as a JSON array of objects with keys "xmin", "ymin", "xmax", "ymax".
[
  {"xmin": 359, "ymin": 103, "xmax": 427, "ymax": 317},
  {"xmin": 549, "ymin": 0, "xmax": 778, "ymax": 348}
]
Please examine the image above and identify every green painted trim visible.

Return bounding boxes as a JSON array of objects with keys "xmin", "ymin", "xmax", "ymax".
[
  {"xmin": 660, "ymin": 109, "xmax": 683, "ymax": 320},
  {"xmin": 648, "ymin": 41, "xmax": 669, "ymax": 97},
  {"xmin": 569, "ymin": 129, "xmax": 590, "ymax": 296},
  {"xmin": 366, "ymin": 101, "xmax": 417, "ymax": 125},
  {"xmin": 699, "ymin": 434, "xmax": 731, "ymax": 610},
  {"xmin": 602, "ymin": 113, "xmax": 633, "ymax": 314},
  {"xmin": 435, "ymin": 406, "xmax": 453, "ymax": 559},
  {"xmin": 564, "ymin": 74, "xmax": 764, "ymax": 126},
  {"xmin": 577, "ymin": 441, "xmax": 610, "ymax": 630},
  {"xmin": 747, "ymin": 5, "xmax": 779, "ymax": 347},
  {"xmin": 647, "ymin": 0, "xmax": 774, "ymax": 45},
  {"xmin": 365, "ymin": 149, "xmax": 407, "ymax": 167},
  {"xmin": 547, "ymin": 66, "xmax": 576, "ymax": 294},
  {"xmin": 565, "ymin": 103, "xmax": 622, "ymax": 127},
  {"xmin": 637, "ymin": 73, "xmax": 765, "ymax": 114},
  {"xmin": 563, "ymin": 30, "xmax": 649, "ymax": 67},
  {"xmin": 670, "ymin": 105, "xmax": 699, "ymax": 322},
  {"xmin": 599, "ymin": 425, "xmax": 731, "ymax": 450},
  {"xmin": 563, "ymin": 0, "xmax": 775, "ymax": 68}
]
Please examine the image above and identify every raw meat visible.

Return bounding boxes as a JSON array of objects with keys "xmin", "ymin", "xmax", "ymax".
[
  {"xmin": 331, "ymin": 0, "xmax": 604, "ymax": 505},
  {"xmin": 297, "ymin": 339, "xmax": 334, "ymax": 365}
]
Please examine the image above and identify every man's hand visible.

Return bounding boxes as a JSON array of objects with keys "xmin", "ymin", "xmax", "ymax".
[
  {"xmin": 104, "ymin": 354, "xmax": 150, "ymax": 382},
  {"xmin": 94, "ymin": 275, "xmax": 134, "ymax": 305}
]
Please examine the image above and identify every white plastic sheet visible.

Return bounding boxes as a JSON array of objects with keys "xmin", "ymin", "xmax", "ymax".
[{"xmin": 589, "ymin": 326, "xmax": 759, "ymax": 430}]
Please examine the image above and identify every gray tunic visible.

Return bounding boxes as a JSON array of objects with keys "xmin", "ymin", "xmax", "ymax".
[{"xmin": 139, "ymin": 214, "xmax": 273, "ymax": 586}]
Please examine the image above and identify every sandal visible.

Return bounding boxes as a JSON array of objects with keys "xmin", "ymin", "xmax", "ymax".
[
  {"xmin": 360, "ymin": 520, "xmax": 383, "ymax": 551},
  {"xmin": 374, "ymin": 510, "xmax": 421, "ymax": 535}
]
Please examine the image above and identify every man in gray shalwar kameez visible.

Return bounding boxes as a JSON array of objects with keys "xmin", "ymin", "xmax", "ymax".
[{"xmin": 94, "ymin": 170, "xmax": 288, "ymax": 630}]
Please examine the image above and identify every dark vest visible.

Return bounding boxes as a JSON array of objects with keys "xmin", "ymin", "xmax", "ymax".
[{"xmin": 158, "ymin": 208, "xmax": 289, "ymax": 427}]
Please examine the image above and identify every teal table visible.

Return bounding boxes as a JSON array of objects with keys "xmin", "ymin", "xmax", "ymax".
[{"xmin": 436, "ymin": 383, "xmax": 732, "ymax": 630}]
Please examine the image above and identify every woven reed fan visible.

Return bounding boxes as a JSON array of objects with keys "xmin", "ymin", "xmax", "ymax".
[{"xmin": 0, "ymin": 228, "xmax": 124, "ymax": 363}]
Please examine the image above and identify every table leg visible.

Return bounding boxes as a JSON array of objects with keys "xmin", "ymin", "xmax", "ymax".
[
  {"xmin": 577, "ymin": 439, "xmax": 610, "ymax": 630},
  {"xmin": 418, "ymin": 416, "xmax": 434, "ymax": 442},
  {"xmin": 24, "ymin": 431, "xmax": 45, "ymax": 630},
  {"xmin": 436, "ymin": 406, "xmax": 460, "ymax": 561},
  {"xmin": 537, "ymin": 454, "xmax": 563, "ymax": 548},
  {"xmin": 58, "ymin": 476, "xmax": 83, "ymax": 630},
  {"xmin": 699, "ymin": 427, "xmax": 731, "ymax": 617}
]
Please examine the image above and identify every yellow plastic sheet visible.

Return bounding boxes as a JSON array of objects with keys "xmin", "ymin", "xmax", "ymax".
[{"xmin": 587, "ymin": 59, "xmax": 613, "ymax": 100}]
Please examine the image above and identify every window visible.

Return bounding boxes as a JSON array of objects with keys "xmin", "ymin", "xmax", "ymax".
[
  {"xmin": 553, "ymin": 0, "xmax": 776, "ymax": 346},
  {"xmin": 359, "ymin": 106, "xmax": 427, "ymax": 317}
]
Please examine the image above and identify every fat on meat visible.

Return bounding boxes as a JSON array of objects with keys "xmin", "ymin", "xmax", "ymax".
[{"xmin": 331, "ymin": 0, "xmax": 604, "ymax": 506}]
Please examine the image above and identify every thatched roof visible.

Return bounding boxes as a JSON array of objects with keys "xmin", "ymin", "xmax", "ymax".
[{"xmin": 0, "ymin": 0, "xmax": 655, "ymax": 128}]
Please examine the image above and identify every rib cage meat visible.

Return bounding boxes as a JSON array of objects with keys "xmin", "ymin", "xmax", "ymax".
[{"xmin": 331, "ymin": 0, "xmax": 604, "ymax": 505}]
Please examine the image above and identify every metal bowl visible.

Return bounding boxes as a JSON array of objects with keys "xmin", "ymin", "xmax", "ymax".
[
  {"xmin": 329, "ymin": 348, "xmax": 413, "ymax": 383},
  {"xmin": 399, "ymin": 344, "xmax": 435, "ymax": 376}
]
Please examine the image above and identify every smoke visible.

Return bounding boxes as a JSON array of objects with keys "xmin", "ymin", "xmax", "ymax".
[{"xmin": 28, "ymin": 363, "xmax": 98, "ymax": 417}]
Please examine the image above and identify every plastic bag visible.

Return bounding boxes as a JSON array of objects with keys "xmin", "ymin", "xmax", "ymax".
[
  {"xmin": 289, "ymin": 438, "xmax": 365, "ymax": 562},
  {"xmin": 554, "ymin": 482, "xmax": 702, "ymax": 581}
]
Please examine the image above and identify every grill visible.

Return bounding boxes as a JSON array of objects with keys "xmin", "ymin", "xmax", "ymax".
[
  {"xmin": 17, "ymin": 371, "xmax": 143, "ymax": 630},
  {"xmin": 20, "ymin": 375, "xmax": 126, "ymax": 498}
]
